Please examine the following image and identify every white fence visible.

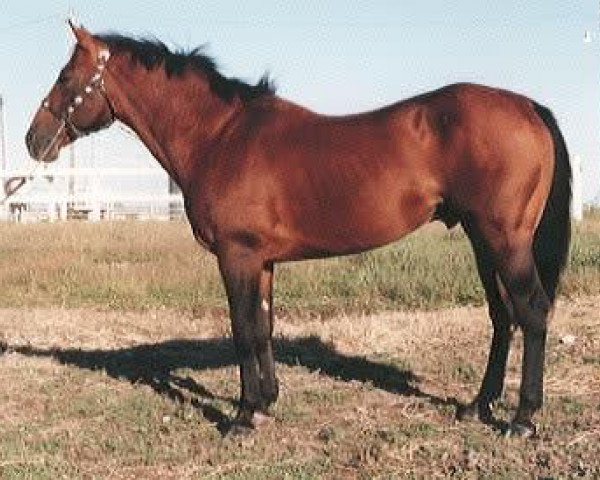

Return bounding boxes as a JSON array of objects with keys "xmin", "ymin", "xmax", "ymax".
[{"xmin": 1, "ymin": 166, "xmax": 185, "ymax": 222}]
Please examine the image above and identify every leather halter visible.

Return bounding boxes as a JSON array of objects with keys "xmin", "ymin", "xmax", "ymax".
[{"xmin": 41, "ymin": 48, "xmax": 115, "ymax": 140}]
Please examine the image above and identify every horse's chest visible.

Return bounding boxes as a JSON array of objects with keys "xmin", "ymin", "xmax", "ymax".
[
  {"xmin": 192, "ymin": 226, "xmax": 215, "ymax": 252},
  {"xmin": 185, "ymin": 197, "xmax": 217, "ymax": 252}
]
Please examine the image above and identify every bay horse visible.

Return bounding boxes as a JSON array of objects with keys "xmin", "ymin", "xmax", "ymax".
[{"xmin": 26, "ymin": 24, "xmax": 571, "ymax": 437}]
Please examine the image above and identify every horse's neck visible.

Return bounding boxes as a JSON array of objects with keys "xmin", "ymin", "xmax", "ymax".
[{"xmin": 106, "ymin": 61, "xmax": 238, "ymax": 191}]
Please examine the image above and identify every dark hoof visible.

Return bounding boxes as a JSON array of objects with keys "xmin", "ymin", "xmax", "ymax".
[
  {"xmin": 504, "ymin": 421, "xmax": 537, "ymax": 438},
  {"xmin": 456, "ymin": 400, "xmax": 493, "ymax": 424},
  {"xmin": 226, "ymin": 406, "xmax": 255, "ymax": 436},
  {"xmin": 226, "ymin": 409, "xmax": 273, "ymax": 436},
  {"xmin": 456, "ymin": 402, "xmax": 478, "ymax": 421},
  {"xmin": 226, "ymin": 419, "xmax": 255, "ymax": 437},
  {"xmin": 251, "ymin": 411, "xmax": 274, "ymax": 427}
]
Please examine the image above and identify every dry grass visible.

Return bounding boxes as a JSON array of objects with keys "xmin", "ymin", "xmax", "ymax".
[
  {"xmin": 0, "ymin": 219, "xmax": 597, "ymax": 477},
  {"xmin": 0, "ymin": 297, "xmax": 598, "ymax": 478}
]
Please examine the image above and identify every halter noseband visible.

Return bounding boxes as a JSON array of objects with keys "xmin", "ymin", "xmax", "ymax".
[{"xmin": 41, "ymin": 48, "xmax": 115, "ymax": 140}]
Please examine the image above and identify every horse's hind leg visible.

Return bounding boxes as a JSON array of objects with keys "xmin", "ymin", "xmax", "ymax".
[
  {"xmin": 497, "ymin": 247, "xmax": 550, "ymax": 437},
  {"xmin": 459, "ymin": 222, "xmax": 514, "ymax": 423}
]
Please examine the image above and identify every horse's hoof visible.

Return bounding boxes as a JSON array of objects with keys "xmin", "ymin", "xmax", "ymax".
[
  {"xmin": 456, "ymin": 402, "xmax": 478, "ymax": 422},
  {"xmin": 456, "ymin": 401, "xmax": 493, "ymax": 423},
  {"xmin": 227, "ymin": 421, "xmax": 255, "ymax": 437},
  {"xmin": 226, "ymin": 409, "xmax": 273, "ymax": 436},
  {"xmin": 504, "ymin": 421, "xmax": 536, "ymax": 438},
  {"xmin": 251, "ymin": 410, "xmax": 274, "ymax": 427}
]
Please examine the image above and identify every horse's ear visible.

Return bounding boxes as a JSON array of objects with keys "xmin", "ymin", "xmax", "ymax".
[
  {"xmin": 67, "ymin": 20, "xmax": 109, "ymax": 60},
  {"xmin": 67, "ymin": 17, "xmax": 79, "ymax": 32},
  {"xmin": 68, "ymin": 20, "xmax": 92, "ymax": 46}
]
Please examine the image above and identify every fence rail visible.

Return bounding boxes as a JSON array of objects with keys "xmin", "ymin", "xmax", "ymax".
[{"xmin": 1, "ymin": 166, "xmax": 184, "ymax": 222}]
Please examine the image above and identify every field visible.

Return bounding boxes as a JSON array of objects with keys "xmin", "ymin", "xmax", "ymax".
[{"xmin": 0, "ymin": 219, "xmax": 598, "ymax": 478}]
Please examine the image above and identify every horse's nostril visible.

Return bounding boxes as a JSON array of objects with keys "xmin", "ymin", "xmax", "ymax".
[
  {"xmin": 25, "ymin": 129, "xmax": 34, "ymax": 146},
  {"xmin": 25, "ymin": 129, "xmax": 40, "ymax": 159}
]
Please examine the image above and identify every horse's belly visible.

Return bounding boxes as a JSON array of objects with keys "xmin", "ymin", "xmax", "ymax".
[{"xmin": 286, "ymin": 191, "xmax": 438, "ymax": 259}]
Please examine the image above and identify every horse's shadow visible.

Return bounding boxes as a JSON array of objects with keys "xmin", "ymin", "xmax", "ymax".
[{"xmin": 11, "ymin": 334, "xmax": 459, "ymax": 434}]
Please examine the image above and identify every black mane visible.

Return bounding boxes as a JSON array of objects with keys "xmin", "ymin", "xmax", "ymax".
[{"xmin": 96, "ymin": 33, "xmax": 276, "ymax": 102}]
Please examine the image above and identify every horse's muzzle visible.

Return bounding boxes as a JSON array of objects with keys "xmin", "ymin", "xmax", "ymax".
[{"xmin": 25, "ymin": 118, "xmax": 65, "ymax": 163}]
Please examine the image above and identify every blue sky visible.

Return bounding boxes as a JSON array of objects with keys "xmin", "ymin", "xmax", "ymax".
[{"xmin": 1, "ymin": 1, "xmax": 598, "ymax": 200}]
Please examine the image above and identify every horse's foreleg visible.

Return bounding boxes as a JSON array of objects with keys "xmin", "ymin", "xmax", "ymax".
[
  {"xmin": 218, "ymin": 247, "xmax": 263, "ymax": 430},
  {"xmin": 218, "ymin": 247, "xmax": 278, "ymax": 432}
]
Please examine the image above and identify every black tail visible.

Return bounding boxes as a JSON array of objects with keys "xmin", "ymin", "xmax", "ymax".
[{"xmin": 532, "ymin": 102, "xmax": 572, "ymax": 303}]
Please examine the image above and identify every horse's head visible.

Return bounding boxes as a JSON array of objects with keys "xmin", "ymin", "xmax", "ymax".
[{"xmin": 26, "ymin": 22, "xmax": 115, "ymax": 162}]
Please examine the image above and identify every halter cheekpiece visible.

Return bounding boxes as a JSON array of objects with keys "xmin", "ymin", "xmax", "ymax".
[{"xmin": 41, "ymin": 48, "xmax": 114, "ymax": 139}]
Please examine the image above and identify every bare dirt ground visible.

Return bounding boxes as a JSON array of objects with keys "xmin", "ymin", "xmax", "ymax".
[{"xmin": 0, "ymin": 297, "xmax": 598, "ymax": 479}]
